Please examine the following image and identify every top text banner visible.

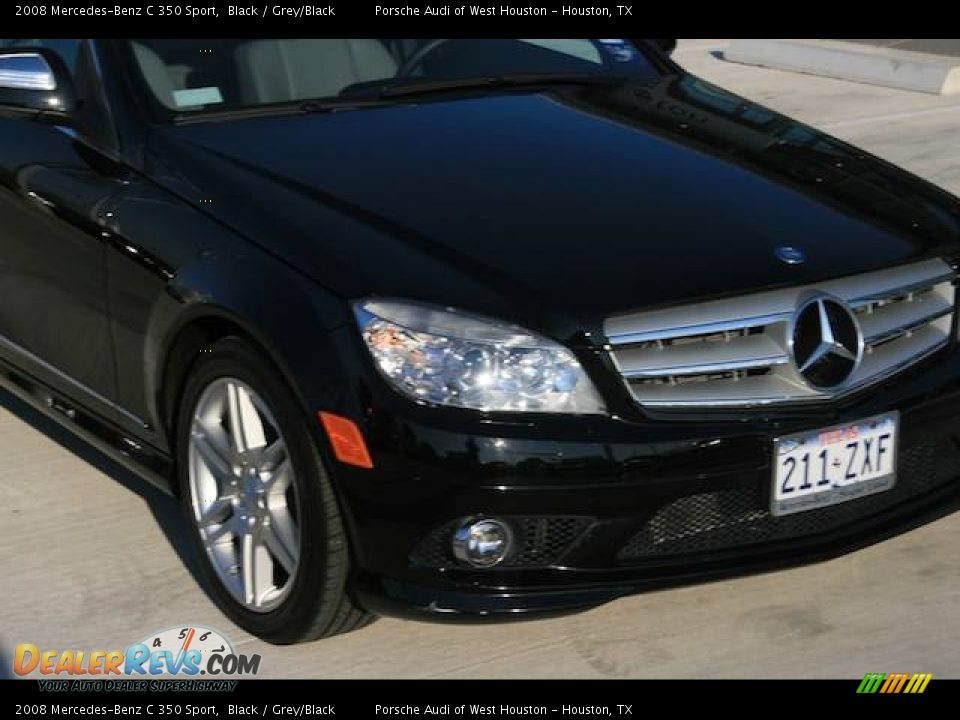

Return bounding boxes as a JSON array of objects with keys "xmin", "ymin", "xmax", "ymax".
[{"xmin": 8, "ymin": 2, "xmax": 650, "ymax": 32}]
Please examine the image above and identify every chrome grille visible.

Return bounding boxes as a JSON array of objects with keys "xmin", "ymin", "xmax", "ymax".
[{"xmin": 605, "ymin": 259, "xmax": 956, "ymax": 408}]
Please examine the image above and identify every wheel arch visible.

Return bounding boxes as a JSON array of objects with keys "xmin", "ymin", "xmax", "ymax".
[
  {"xmin": 158, "ymin": 311, "xmax": 261, "ymax": 444},
  {"xmin": 150, "ymin": 290, "xmax": 353, "ymax": 491}
]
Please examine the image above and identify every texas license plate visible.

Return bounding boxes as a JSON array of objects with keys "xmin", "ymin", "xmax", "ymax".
[{"xmin": 771, "ymin": 412, "xmax": 898, "ymax": 516}]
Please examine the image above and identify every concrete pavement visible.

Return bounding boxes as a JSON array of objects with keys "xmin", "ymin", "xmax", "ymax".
[
  {"xmin": 838, "ymin": 39, "xmax": 960, "ymax": 57},
  {"xmin": 2, "ymin": 39, "xmax": 960, "ymax": 679},
  {"xmin": 724, "ymin": 39, "xmax": 960, "ymax": 95}
]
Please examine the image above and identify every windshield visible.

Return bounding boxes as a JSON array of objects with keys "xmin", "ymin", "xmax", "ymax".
[{"xmin": 122, "ymin": 39, "xmax": 660, "ymax": 119}]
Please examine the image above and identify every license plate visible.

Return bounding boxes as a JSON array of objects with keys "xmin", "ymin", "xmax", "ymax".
[{"xmin": 771, "ymin": 412, "xmax": 898, "ymax": 516}]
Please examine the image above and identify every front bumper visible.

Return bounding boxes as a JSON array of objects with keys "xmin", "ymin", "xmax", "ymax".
[{"xmin": 334, "ymin": 347, "xmax": 960, "ymax": 620}]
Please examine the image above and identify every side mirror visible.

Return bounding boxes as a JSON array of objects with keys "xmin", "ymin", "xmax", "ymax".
[
  {"xmin": 652, "ymin": 39, "xmax": 677, "ymax": 56},
  {"xmin": 0, "ymin": 48, "xmax": 76, "ymax": 120}
]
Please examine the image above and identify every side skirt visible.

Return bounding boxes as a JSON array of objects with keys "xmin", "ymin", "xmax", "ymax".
[{"xmin": 0, "ymin": 357, "xmax": 176, "ymax": 495}]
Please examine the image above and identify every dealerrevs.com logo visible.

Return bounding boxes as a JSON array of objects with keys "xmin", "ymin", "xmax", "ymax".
[{"xmin": 13, "ymin": 626, "xmax": 261, "ymax": 677}]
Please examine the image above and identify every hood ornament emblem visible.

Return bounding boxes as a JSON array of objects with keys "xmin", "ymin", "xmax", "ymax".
[{"xmin": 775, "ymin": 246, "xmax": 806, "ymax": 265}]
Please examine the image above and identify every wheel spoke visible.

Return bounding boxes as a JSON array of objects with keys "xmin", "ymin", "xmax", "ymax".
[
  {"xmin": 227, "ymin": 382, "xmax": 267, "ymax": 453},
  {"xmin": 198, "ymin": 497, "xmax": 232, "ymax": 528},
  {"xmin": 241, "ymin": 532, "xmax": 256, "ymax": 606},
  {"xmin": 192, "ymin": 428, "xmax": 236, "ymax": 481},
  {"xmin": 263, "ymin": 520, "xmax": 298, "ymax": 574},
  {"xmin": 203, "ymin": 513, "xmax": 236, "ymax": 545},
  {"xmin": 267, "ymin": 459, "xmax": 293, "ymax": 495},
  {"xmin": 260, "ymin": 439, "xmax": 286, "ymax": 472},
  {"xmin": 241, "ymin": 529, "xmax": 274, "ymax": 608}
]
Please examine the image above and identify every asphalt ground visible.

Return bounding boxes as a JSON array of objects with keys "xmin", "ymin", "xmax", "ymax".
[{"xmin": 2, "ymin": 39, "xmax": 960, "ymax": 678}]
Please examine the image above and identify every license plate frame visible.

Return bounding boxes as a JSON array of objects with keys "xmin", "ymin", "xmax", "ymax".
[{"xmin": 771, "ymin": 411, "xmax": 899, "ymax": 517}]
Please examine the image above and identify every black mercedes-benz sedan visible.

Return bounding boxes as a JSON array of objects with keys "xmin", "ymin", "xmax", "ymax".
[{"xmin": 2, "ymin": 38, "xmax": 960, "ymax": 643}]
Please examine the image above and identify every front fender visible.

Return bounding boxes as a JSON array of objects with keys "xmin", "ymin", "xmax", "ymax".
[
  {"xmin": 105, "ymin": 174, "xmax": 355, "ymax": 455},
  {"xmin": 146, "ymin": 252, "xmax": 353, "ymax": 447}
]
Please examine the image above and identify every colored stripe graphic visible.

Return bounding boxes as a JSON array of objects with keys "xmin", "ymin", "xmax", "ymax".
[
  {"xmin": 857, "ymin": 673, "xmax": 886, "ymax": 693},
  {"xmin": 880, "ymin": 673, "xmax": 908, "ymax": 693},
  {"xmin": 858, "ymin": 672, "xmax": 932, "ymax": 694},
  {"xmin": 904, "ymin": 673, "xmax": 933, "ymax": 694}
]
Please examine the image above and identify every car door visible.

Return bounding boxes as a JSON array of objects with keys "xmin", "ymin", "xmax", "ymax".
[{"xmin": 0, "ymin": 39, "xmax": 123, "ymax": 417}]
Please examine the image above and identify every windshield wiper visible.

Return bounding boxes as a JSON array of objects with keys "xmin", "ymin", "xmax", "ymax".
[
  {"xmin": 171, "ymin": 99, "xmax": 378, "ymax": 125},
  {"xmin": 169, "ymin": 73, "xmax": 628, "ymax": 124},
  {"xmin": 379, "ymin": 73, "xmax": 628, "ymax": 99}
]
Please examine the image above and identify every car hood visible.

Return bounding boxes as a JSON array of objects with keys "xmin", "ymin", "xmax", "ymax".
[{"xmin": 146, "ymin": 73, "xmax": 960, "ymax": 342}]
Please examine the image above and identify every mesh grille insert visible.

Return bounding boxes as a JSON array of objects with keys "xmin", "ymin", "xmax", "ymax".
[{"xmin": 619, "ymin": 437, "xmax": 960, "ymax": 560}]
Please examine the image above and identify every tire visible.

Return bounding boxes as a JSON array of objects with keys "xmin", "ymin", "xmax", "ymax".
[{"xmin": 175, "ymin": 336, "xmax": 374, "ymax": 643}]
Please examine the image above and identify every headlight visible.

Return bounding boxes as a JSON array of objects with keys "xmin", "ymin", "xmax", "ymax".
[{"xmin": 353, "ymin": 300, "xmax": 607, "ymax": 414}]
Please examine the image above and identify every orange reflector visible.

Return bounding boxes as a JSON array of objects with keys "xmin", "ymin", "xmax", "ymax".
[{"xmin": 318, "ymin": 411, "xmax": 374, "ymax": 469}]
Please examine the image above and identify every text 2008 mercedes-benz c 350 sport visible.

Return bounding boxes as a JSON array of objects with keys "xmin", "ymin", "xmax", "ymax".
[{"xmin": 2, "ymin": 38, "xmax": 960, "ymax": 643}]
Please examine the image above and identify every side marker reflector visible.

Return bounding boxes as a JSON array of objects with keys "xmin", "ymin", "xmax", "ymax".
[{"xmin": 318, "ymin": 411, "xmax": 374, "ymax": 469}]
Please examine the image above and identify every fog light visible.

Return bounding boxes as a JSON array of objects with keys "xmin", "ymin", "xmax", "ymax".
[{"xmin": 452, "ymin": 519, "xmax": 513, "ymax": 568}]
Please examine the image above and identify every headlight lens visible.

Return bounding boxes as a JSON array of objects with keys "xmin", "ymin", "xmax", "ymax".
[{"xmin": 353, "ymin": 300, "xmax": 607, "ymax": 414}]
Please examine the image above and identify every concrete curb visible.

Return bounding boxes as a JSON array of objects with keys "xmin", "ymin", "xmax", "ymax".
[{"xmin": 725, "ymin": 39, "xmax": 960, "ymax": 95}]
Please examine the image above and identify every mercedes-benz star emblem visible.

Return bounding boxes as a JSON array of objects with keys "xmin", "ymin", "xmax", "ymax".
[
  {"xmin": 775, "ymin": 246, "xmax": 806, "ymax": 265},
  {"xmin": 791, "ymin": 295, "xmax": 863, "ymax": 388}
]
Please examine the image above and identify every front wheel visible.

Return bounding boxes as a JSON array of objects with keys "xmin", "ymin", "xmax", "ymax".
[{"xmin": 176, "ymin": 337, "xmax": 373, "ymax": 643}]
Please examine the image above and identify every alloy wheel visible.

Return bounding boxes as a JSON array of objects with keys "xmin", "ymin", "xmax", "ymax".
[{"xmin": 187, "ymin": 377, "xmax": 301, "ymax": 612}]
